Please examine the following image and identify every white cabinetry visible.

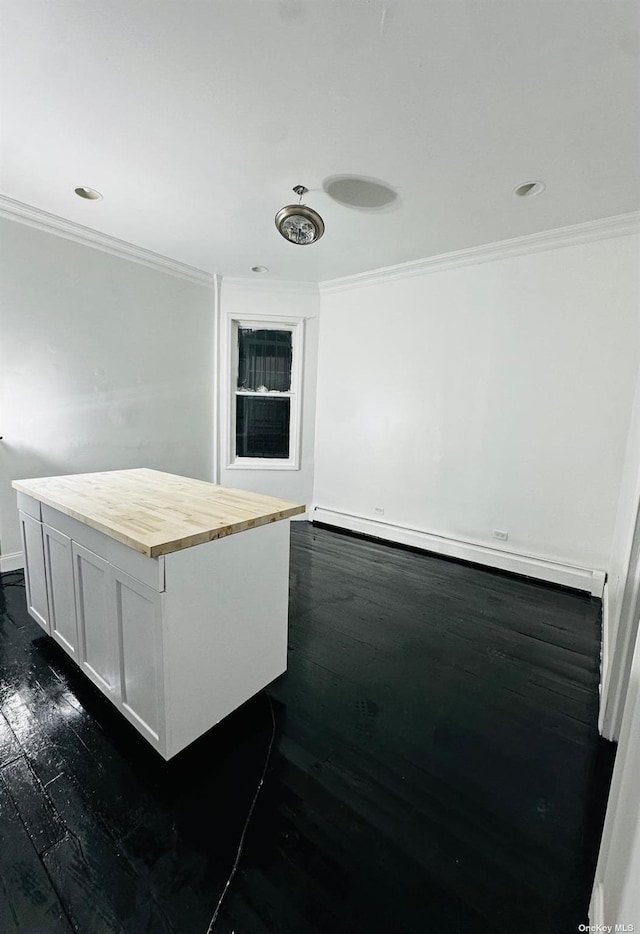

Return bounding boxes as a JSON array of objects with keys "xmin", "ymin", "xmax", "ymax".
[
  {"xmin": 16, "ymin": 490, "xmax": 290, "ymax": 760},
  {"xmin": 72, "ymin": 540, "xmax": 164, "ymax": 748},
  {"xmin": 72, "ymin": 543, "xmax": 118, "ymax": 697},
  {"xmin": 113, "ymin": 567, "xmax": 163, "ymax": 746},
  {"xmin": 43, "ymin": 524, "xmax": 79, "ymax": 657},
  {"xmin": 18, "ymin": 510, "xmax": 49, "ymax": 633}
]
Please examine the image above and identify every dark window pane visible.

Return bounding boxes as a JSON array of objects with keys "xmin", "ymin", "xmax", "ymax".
[
  {"xmin": 236, "ymin": 396, "xmax": 290, "ymax": 459},
  {"xmin": 238, "ymin": 329, "xmax": 292, "ymax": 392}
]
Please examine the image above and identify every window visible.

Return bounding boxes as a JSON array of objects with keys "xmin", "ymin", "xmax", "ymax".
[{"xmin": 228, "ymin": 317, "xmax": 304, "ymax": 470}]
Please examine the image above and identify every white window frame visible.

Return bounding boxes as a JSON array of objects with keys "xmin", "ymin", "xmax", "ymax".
[{"xmin": 226, "ymin": 314, "xmax": 304, "ymax": 471}]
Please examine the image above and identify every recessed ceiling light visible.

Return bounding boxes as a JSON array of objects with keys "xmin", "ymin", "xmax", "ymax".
[
  {"xmin": 74, "ymin": 186, "xmax": 103, "ymax": 201},
  {"xmin": 251, "ymin": 265, "xmax": 269, "ymax": 273},
  {"xmin": 514, "ymin": 181, "xmax": 546, "ymax": 198}
]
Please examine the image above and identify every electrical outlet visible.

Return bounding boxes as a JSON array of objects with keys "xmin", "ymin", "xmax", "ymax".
[
  {"xmin": 493, "ymin": 529, "xmax": 508, "ymax": 541},
  {"xmin": 374, "ymin": 506, "xmax": 385, "ymax": 516}
]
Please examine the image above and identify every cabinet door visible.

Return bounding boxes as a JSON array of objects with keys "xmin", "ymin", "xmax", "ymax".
[
  {"xmin": 73, "ymin": 543, "xmax": 119, "ymax": 697},
  {"xmin": 43, "ymin": 524, "xmax": 79, "ymax": 657},
  {"xmin": 18, "ymin": 511, "xmax": 50, "ymax": 633},
  {"xmin": 113, "ymin": 567, "xmax": 164, "ymax": 748}
]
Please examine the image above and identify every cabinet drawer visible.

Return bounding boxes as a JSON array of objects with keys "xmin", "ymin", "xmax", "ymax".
[
  {"xmin": 41, "ymin": 504, "xmax": 164, "ymax": 592},
  {"xmin": 17, "ymin": 492, "xmax": 42, "ymax": 521}
]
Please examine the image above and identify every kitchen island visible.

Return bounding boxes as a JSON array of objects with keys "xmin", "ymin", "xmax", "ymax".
[{"xmin": 12, "ymin": 468, "xmax": 305, "ymax": 759}]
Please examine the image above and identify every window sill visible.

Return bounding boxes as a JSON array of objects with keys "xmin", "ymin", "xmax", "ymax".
[{"xmin": 226, "ymin": 461, "xmax": 301, "ymax": 471}]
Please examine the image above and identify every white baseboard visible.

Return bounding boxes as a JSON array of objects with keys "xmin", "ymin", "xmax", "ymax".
[
  {"xmin": 589, "ymin": 881, "xmax": 604, "ymax": 926},
  {"xmin": 312, "ymin": 508, "xmax": 606, "ymax": 597},
  {"xmin": 0, "ymin": 552, "xmax": 24, "ymax": 572}
]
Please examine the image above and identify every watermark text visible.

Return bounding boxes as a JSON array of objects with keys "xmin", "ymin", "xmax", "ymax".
[{"xmin": 578, "ymin": 925, "xmax": 635, "ymax": 933}]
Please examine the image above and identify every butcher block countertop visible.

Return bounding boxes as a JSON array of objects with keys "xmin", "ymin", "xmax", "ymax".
[{"xmin": 12, "ymin": 468, "xmax": 306, "ymax": 558}]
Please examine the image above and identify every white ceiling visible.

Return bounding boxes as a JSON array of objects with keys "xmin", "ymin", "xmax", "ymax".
[{"xmin": 1, "ymin": 0, "xmax": 639, "ymax": 283}]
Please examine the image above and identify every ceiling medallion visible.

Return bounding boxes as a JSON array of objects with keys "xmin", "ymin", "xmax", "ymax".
[{"xmin": 275, "ymin": 185, "xmax": 325, "ymax": 245}]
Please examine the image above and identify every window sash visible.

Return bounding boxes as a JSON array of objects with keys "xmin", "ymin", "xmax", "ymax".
[
  {"xmin": 235, "ymin": 395, "xmax": 291, "ymax": 460},
  {"xmin": 237, "ymin": 327, "xmax": 293, "ymax": 393}
]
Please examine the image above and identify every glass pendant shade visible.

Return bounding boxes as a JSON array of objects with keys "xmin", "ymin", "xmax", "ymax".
[{"xmin": 275, "ymin": 194, "xmax": 325, "ymax": 245}]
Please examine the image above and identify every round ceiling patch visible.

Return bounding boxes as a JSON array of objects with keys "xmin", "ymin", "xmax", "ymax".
[{"xmin": 324, "ymin": 176, "xmax": 397, "ymax": 210}]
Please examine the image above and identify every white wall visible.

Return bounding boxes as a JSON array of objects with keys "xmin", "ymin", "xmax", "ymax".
[
  {"xmin": 0, "ymin": 218, "xmax": 215, "ymax": 566},
  {"xmin": 218, "ymin": 280, "xmax": 319, "ymax": 512},
  {"xmin": 314, "ymin": 234, "xmax": 640, "ymax": 579}
]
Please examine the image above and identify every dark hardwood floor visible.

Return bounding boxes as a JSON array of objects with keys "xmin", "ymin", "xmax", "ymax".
[{"xmin": 0, "ymin": 522, "xmax": 614, "ymax": 933}]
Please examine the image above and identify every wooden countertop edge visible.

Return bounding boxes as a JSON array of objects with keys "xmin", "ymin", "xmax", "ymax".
[
  {"xmin": 148, "ymin": 507, "xmax": 305, "ymax": 557},
  {"xmin": 12, "ymin": 481, "xmax": 306, "ymax": 557}
]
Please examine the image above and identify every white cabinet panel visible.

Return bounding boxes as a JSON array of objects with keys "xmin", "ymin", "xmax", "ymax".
[
  {"xmin": 163, "ymin": 520, "xmax": 289, "ymax": 758},
  {"xmin": 18, "ymin": 511, "xmax": 49, "ymax": 633},
  {"xmin": 43, "ymin": 524, "xmax": 79, "ymax": 657},
  {"xmin": 73, "ymin": 543, "xmax": 118, "ymax": 696},
  {"xmin": 114, "ymin": 569, "xmax": 164, "ymax": 747}
]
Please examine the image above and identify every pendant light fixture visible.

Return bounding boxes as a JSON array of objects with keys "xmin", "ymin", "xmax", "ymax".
[{"xmin": 275, "ymin": 185, "xmax": 325, "ymax": 245}]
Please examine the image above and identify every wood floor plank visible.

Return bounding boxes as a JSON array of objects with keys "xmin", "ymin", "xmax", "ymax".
[
  {"xmin": 1, "ymin": 756, "xmax": 66, "ymax": 856},
  {"xmin": 41, "ymin": 774, "xmax": 177, "ymax": 934},
  {"xmin": 0, "ymin": 713, "xmax": 20, "ymax": 768},
  {"xmin": 0, "ymin": 783, "xmax": 71, "ymax": 933},
  {"xmin": 0, "ymin": 876, "xmax": 22, "ymax": 934},
  {"xmin": 42, "ymin": 835, "xmax": 129, "ymax": 934}
]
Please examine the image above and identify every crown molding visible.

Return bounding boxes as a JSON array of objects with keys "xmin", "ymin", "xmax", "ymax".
[
  {"xmin": 3, "ymin": 194, "xmax": 637, "ymax": 294},
  {"xmin": 222, "ymin": 276, "xmax": 319, "ymax": 296},
  {"xmin": 320, "ymin": 211, "xmax": 640, "ymax": 295},
  {"xmin": 0, "ymin": 194, "xmax": 215, "ymax": 287}
]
